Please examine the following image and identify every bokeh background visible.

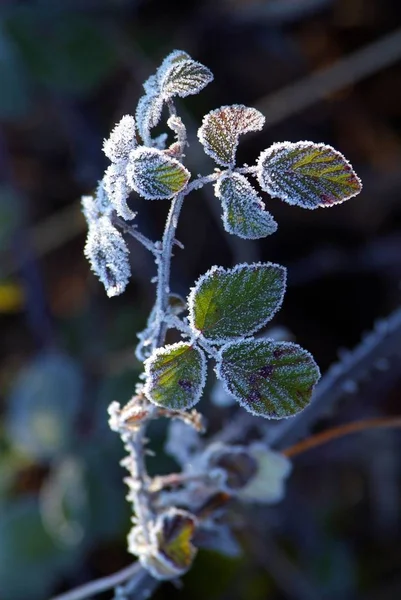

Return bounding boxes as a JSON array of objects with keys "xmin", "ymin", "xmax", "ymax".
[{"xmin": 1, "ymin": 0, "xmax": 401, "ymax": 598}]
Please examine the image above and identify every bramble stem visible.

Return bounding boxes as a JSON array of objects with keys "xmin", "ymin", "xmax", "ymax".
[
  {"xmin": 282, "ymin": 415, "xmax": 401, "ymax": 458},
  {"xmin": 113, "ymin": 215, "xmax": 160, "ymax": 255}
]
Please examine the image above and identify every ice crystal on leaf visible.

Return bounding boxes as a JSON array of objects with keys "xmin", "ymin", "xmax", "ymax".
[
  {"xmin": 84, "ymin": 216, "xmax": 131, "ymax": 298},
  {"xmin": 81, "ymin": 181, "xmax": 112, "ymax": 224},
  {"xmin": 257, "ymin": 141, "xmax": 362, "ymax": 209},
  {"xmin": 144, "ymin": 342, "xmax": 207, "ymax": 410},
  {"xmin": 103, "ymin": 163, "xmax": 135, "ymax": 221},
  {"xmin": 102, "ymin": 114, "xmax": 137, "ymax": 163},
  {"xmin": 198, "ymin": 105, "xmax": 265, "ymax": 167},
  {"xmin": 127, "ymin": 147, "xmax": 190, "ymax": 200},
  {"xmin": 215, "ymin": 173, "xmax": 277, "ymax": 239},
  {"xmin": 188, "ymin": 262, "xmax": 286, "ymax": 344},
  {"xmin": 216, "ymin": 339, "xmax": 320, "ymax": 419}
]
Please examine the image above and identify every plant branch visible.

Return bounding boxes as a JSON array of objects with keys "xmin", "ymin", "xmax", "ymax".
[
  {"xmin": 282, "ymin": 415, "xmax": 401, "ymax": 459},
  {"xmin": 50, "ymin": 562, "xmax": 143, "ymax": 600},
  {"xmin": 113, "ymin": 215, "xmax": 160, "ymax": 256}
]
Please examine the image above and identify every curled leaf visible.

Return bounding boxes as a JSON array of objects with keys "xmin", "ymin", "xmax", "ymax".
[
  {"xmin": 216, "ymin": 339, "xmax": 320, "ymax": 419},
  {"xmin": 257, "ymin": 141, "xmax": 362, "ymax": 209},
  {"xmin": 188, "ymin": 262, "xmax": 286, "ymax": 344},
  {"xmin": 103, "ymin": 163, "xmax": 135, "ymax": 221},
  {"xmin": 144, "ymin": 342, "xmax": 207, "ymax": 410},
  {"xmin": 127, "ymin": 147, "xmax": 190, "ymax": 200},
  {"xmin": 198, "ymin": 105, "xmax": 265, "ymax": 167},
  {"xmin": 84, "ymin": 216, "xmax": 131, "ymax": 297},
  {"xmin": 215, "ymin": 173, "xmax": 277, "ymax": 239}
]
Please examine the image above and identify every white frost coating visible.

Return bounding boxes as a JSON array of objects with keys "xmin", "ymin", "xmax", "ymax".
[
  {"xmin": 159, "ymin": 59, "xmax": 214, "ymax": 100},
  {"xmin": 238, "ymin": 443, "xmax": 292, "ymax": 504},
  {"xmin": 84, "ymin": 216, "xmax": 131, "ymax": 297},
  {"xmin": 198, "ymin": 105, "xmax": 265, "ymax": 167},
  {"xmin": 81, "ymin": 181, "xmax": 112, "ymax": 224},
  {"xmin": 107, "ymin": 401, "xmax": 122, "ymax": 432},
  {"xmin": 187, "ymin": 261, "xmax": 287, "ymax": 346},
  {"xmin": 215, "ymin": 173, "xmax": 277, "ymax": 239},
  {"xmin": 135, "ymin": 92, "xmax": 164, "ymax": 146},
  {"xmin": 143, "ymin": 341, "xmax": 207, "ymax": 410},
  {"xmin": 215, "ymin": 339, "xmax": 320, "ymax": 420},
  {"xmin": 103, "ymin": 115, "xmax": 137, "ymax": 163},
  {"xmin": 127, "ymin": 147, "xmax": 190, "ymax": 200},
  {"xmin": 257, "ymin": 141, "xmax": 362, "ymax": 210},
  {"xmin": 103, "ymin": 163, "xmax": 136, "ymax": 220}
]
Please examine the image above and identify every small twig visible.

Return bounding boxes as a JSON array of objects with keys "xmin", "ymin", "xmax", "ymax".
[
  {"xmin": 113, "ymin": 215, "xmax": 159, "ymax": 256},
  {"xmin": 282, "ymin": 416, "xmax": 401, "ymax": 459},
  {"xmin": 50, "ymin": 562, "xmax": 143, "ymax": 600}
]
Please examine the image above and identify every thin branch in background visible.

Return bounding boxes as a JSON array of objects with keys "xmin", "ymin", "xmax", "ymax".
[
  {"xmin": 50, "ymin": 562, "xmax": 143, "ymax": 600},
  {"xmin": 282, "ymin": 415, "xmax": 401, "ymax": 459}
]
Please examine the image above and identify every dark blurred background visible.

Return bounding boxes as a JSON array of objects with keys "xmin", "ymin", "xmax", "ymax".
[{"xmin": 1, "ymin": 1, "xmax": 401, "ymax": 599}]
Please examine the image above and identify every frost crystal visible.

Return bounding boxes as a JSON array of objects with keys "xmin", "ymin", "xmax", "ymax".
[
  {"xmin": 198, "ymin": 105, "xmax": 265, "ymax": 167},
  {"xmin": 81, "ymin": 181, "xmax": 112, "ymax": 224},
  {"xmin": 103, "ymin": 115, "xmax": 137, "ymax": 163},
  {"xmin": 159, "ymin": 58, "xmax": 213, "ymax": 99},
  {"xmin": 84, "ymin": 216, "xmax": 131, "ymax": 297},
  {"xmin": 257, "ymin": 141, "xmax": 362, "ymax": 209},
  {"xmin": 103, "ymin": 163, "xmax": 135, "ymax": 221},
  {"xmin": 215, "ymin": 173, "xmax": 277, "ymax": 239}
]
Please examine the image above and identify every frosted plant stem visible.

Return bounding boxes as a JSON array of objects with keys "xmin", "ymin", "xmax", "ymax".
[
  {"xmin": 153, "ymin": 191, "xmax": 186, "ymax": 349},
  {"xmin": 114, "ymin": 215, "xmax": 160, "ymax": 256}
]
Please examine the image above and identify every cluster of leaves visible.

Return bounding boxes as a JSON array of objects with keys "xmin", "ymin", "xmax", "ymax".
[{"xmin": 81, "ymin": 48, "xmax": 362, "ymax": 581}]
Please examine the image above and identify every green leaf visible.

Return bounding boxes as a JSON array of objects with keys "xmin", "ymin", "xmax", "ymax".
[
  {"xmin": 257, "ymin": 141, "xmax": 362, "ymax": 209},
  {"xmin": 188, "ymin": 263, "xmax": 286, "ymax": 344},
  {"xmin": 216, "ymin": 339, "xmax": 320, "ymax": 419},
  {"xmin": 198, "ymin": 105, "xmax": 265, "ymax": 167},
  {"xmin": 160, "ymin": 58, "xmax": 213, "ymax": 99},
  {"xmin": 144, "ymin": 342, "xmax": 206, "ymax": 409},
  {"xmin": 215, "ymin": 173, "xmax": 277, "ymax": 239},
  {"xmin": 127, "ymin": 147, "xmax": 190, "ymax": 200}
]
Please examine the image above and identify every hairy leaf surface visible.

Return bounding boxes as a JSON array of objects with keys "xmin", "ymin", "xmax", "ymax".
[
  {"xmin": 144, "ymin": 342, "xmax": 206, "ymax": 409},
  {"xmin": 127, "ymin": 147, "xmax": 190, "ymax": 200},
  {"xmin": 216, "ymin": 173, "xmax": 277, "ymax": 239},
  {"xmin": 257, "ymin": 141, "xmax": 362, "ymax": 209},
  {"xmin": 188, "ymin": 262, "xmax": 286, "ymax": 344},
  {"xmin": 216, "ymin": 339, "xmax": 320, "ymax": 418},
  {"xmin": 198, "ymin": 105, "xmax": 265, "ymax": 167},
  {"xmin": 160, "ymin": 59, "xmax": 213, "ymax": 99}
]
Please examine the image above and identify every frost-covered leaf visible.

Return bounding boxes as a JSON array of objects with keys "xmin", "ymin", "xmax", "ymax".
[
  {"xmin": 157, "ymin": 50, "xmax": 191, "ymax": 79},
  {"xmin": 135, "ymin": 92, "xmax": 164, "ymax": 146},
  {"xmin": 144, "ymin": 342, "xmax": 206, "ymax": 410},
  {"xmin": 198, "ymin": 105, "xmax": 265, "ymax": 167},
  {"xmin": 216, "ymin": 173, "xmax": 277, "ymax": 239},
  {"xmin": 160, "ymin": 58, "xmax": 213, "ymax": 99},
  {"xmin": 216, "ymin": 339, "xmax": 320, "ymax": 419},
  {"xmin": 257, "ymin": 141, "xmax": 362, "ymax": 209},
  {"xmin": 84, "ymin": 216, "xmax": 131, "ymax": 297},
  {"xmin": 81, "ymin": 181, "xmax": 112, "ymax": 224},
  {"xmin": 131, "ymin": 508, "xmax": 197, "ymax": 580},
  {"xmin": 127, "ymin": 147, "xmax": 190, "ymax": 200},
  {"xmin": 103, "ymin": 163, "xmax": 135, "ymax": 220},
  {"xmin": 188, "ymin": 262, "xmax": 286, "ymax": 344},
  {"xmin": 238, "ymin": 444, "xmax": 292, "ymax": 504},
  {"xmin": 103, "ymin": 115, "xmax": 137, "ymax": 163}
]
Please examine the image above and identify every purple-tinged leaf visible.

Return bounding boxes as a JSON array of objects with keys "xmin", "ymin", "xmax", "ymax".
[
  {"xmin": 257, "ymin": 141, "xmax": 362, "ymax": 209},
  {"xmin": 144, "ymin": 342, "xmax": 207, "ymax": 410},
  {"xmin": 127, "ymin": 147, "xmax": 190, "ymax": 200},
  {"xmin": 216, "ymin": 339, "xmax": 320, "ymax": 419},
  {"xmin": 198, "ymin": 105, "xmax": 265, "ymax": 167},
  {"xmin": 215, "ymin": 173, "xmax": 277, "ymax": 239}
]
